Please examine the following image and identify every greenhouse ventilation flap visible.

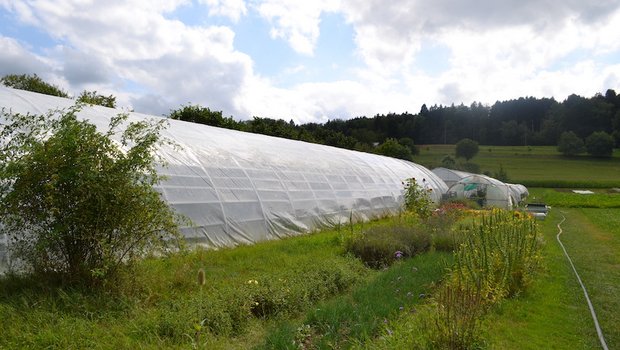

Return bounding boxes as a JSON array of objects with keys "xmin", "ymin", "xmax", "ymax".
[{"xmin": 0, "ymin": 86, "xmax": 448, "ymax": 268}]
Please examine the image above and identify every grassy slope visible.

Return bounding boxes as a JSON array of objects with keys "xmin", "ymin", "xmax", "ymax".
[
  {"xmin": 484, "ymin": 208, "xmax": 620, "ymax": 349},
  {"xmin": 414, "ymin": 145, "xmax": 620, "ymax": 185}
]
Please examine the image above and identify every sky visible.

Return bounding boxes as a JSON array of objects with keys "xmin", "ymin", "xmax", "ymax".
[{"xmin": 1, "ymin": 0, "xmax": 619, "ymax": 123}]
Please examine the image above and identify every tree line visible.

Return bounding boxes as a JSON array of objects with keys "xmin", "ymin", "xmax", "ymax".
[{"xmin": 3, "ymin": 73, "xmax": 619, "ymax": 160}]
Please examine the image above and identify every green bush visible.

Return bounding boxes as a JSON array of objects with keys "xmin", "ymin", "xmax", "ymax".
[
  {"xmin": 455, "ymin": 138, "xmax": 479, "ymax": 161},
  {"xmin": 0, "ymin": 106, "xmax": 182, "ymax": 286},
  {"xmin": 557, "ymin": 131, "xmax": 585, "ymax": 156},
  {"xmin": 344, "ymin": 219, "xmax": 431, "ymax": 268},
  {"xmin": 585, "ymin": 131, "xmax": 614, "ymax": 157},
  {"xmin": 403, "ymin": 178, "xmax": 433, "ymax": 218},
  {"xmin": 376, "ymin": 138, "xmax": 413, "ymax": 160},
  {"xmin": 76, "ymin": 90, "xmax": 117, "ymax": 108},
  {"xmin": 1, "ymin": 73, "xmax": 68, "ymax": 97}
]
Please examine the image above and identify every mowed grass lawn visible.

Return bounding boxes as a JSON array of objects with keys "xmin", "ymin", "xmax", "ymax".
[{"xmin": 414, "ymin": 145, "xmax": 620, "ymax": 186}]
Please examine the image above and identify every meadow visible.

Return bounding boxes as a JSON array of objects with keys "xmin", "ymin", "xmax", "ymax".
[
  {"xmin": 414, "ymin": 144, "xmax": 620, "ymax": 187},
  {"xmin": 1, "ymin": 144, "xmax": 619, "ymax": 349}
]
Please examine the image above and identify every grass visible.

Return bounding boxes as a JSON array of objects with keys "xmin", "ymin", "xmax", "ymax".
[
  {"xmin": 0, "ymin": 228, "xmax": 370, "ymax": 349},
  {"xmin": 260, "ymin": 251, "xmax": 452, "ymax": 349},
  {"xmin": 414, "ymin": 145, "xmax": 620, "ymax": 187},
  {"xmin": 528, "ymin": 188, "xmax": 620, "ymax": 208},
  {"xmin": 482, "ymin": 208, "xmax": 620, "ymax": 349},
  {"xmin": 0, "ymin": 216, "xmax": 457, "ymax": 349}
]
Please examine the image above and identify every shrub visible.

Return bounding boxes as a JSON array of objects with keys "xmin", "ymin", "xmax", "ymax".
[
  {"xmin": 344, "ymin": 219, "xmax": 431, "ymax": 268},
  {"xmin": 0, "ymin": 106, "xmax": 182, "ymax": 286},
  {"xmin": 403, "ymin": 178, "xmax": 433, "ymax": 218},
  {"xmin": 76, "ymin": 90, "xmax": 117, "ymax": 108},
  {"xmin": 585, "ymin": 131, "xmax": 614, "ymax": 157},
  {"xmin": 455, "ymin": 138, "xmax": 479, "ymax": 161},
  {"xmin": 1, "ymin": 73, "xmax": 69, "ymax": 97},
  {"xmin": 557, "ymin": 131, "xmax": 584, "ymax": 156},
  {"xmin": 454, "ymin": 209, "xmax": 541, "ymax": 299},
  {"xmin": 440, "ymin": 155, "xmax": 456, "ymax": 169},
  {"xmin": 376, "ymin": 138, "xmax": 413, "ymax": 160}
]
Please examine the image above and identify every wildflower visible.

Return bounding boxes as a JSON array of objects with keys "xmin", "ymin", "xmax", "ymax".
[
  {"xmin": 394, "ymin": 250, "xmax": 403, "ymax": 259},
  {"xmin": 247, "ymin": 279, "xmax": 259, "ymax": 285},
  {"xmin": 399, "ymin": 306, "xmax": 404, "ymax": 311},
  {"xmin": 407, "ymin": 291, "xmax": 413, "ymax": 297}
]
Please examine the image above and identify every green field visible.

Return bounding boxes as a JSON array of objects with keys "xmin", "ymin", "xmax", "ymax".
[{"xmin": 414, "ymin": 145, "xmax": 620, "ymax": 187}]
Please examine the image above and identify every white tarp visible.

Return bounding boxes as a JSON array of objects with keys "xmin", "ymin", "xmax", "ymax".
[{"xmin": 0, "ymin": 87, "xmax": 448, "ymax": 267}]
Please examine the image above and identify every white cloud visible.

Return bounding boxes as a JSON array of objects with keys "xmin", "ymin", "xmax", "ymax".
[
  {"xmin": 1, "ymin": 0, "xmax": 619, "ymax": 124},
  {"xmin": 200, "ymin": 0, "xmax": 247, "ymax": 22},
  {"xmin": 0, "ymin": 36, "xmax": 49, "ymax": 77},
  {"xmin": 1, "ymin": 0, "xmax": 255, "ymax": 117},
  {"xmin": 257, "ymin": 0, "xmax": 340, "ymax": 55}
]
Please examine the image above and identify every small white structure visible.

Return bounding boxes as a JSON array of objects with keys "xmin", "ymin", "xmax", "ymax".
[{"xmin": 445, "ymin": 174, "xmax": 514, "ymax": 209}]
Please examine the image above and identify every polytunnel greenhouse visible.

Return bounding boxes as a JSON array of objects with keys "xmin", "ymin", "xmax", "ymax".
[
  {"xmin": 0, "ymin": 86, "xmax": 449, "ymax": 270},
  {"xmin": 445, "ymin": 174, "xmax": 514, "ymax": 209}
]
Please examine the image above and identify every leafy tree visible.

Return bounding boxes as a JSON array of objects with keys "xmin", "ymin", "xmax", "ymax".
[
  {"xmin": 1, "ymin": 73, "xmax": 69, "ymax": 97},
  {"xmin": 375, "ymin": 138, "xmax": 413, "ymax": 160},
  {"xmin": 77, "ymin": 90, "xmax": 117, "ymax": 108},
  {"xmin": 169, "ymin": 104, "xmax": 243, "ymax": 130},
  {"xmin": 455, "ymin": 138, "xmax": 479, "ymax": 161},
  {"xmin": 585, "ymin": 131, "xmax": 614, "ymax": 157},
  {"xmin": 440, "ymin": 155, "xmax": 456, "ymax": 169},
  {"xmin": 0, "ymin": 106, "xmax": 182, "ymax": 285},
  {"xmin": 397, "ymin": 137, "xmax": 419, "ymax": 155},
  {"xmin": 557, "ymin": 131, "xmax": 584, "ymax": 156}
]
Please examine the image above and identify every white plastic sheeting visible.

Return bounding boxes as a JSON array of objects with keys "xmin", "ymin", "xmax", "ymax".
[
  {"xmin": 432, "ymin": 167, "xmax": 473, "ymax": 187},
  {"xmin": 507, "ymin": 183, "xmax": 529, "ymax": 205},
  {"xmin": 0, "ymin": 87, "xmax": 448, "ymax": 265}
]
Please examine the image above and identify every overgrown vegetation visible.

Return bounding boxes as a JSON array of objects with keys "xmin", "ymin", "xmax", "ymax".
[
  {"xmin": 368, "ymin": 209, "xmax": 542, "ymax": 349},
  {"xmin": 0, "ymin": 107, "xmax": 181, "ymax": 286}
]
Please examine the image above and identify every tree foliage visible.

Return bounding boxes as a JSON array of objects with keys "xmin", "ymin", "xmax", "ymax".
[
  {"xmin": 585, "ymin": 131, "xmax": 614, "ymax": 157},
  {"xmin": 0, "ymin": 106, "xmax": 182, "ymax": 285},
  {"xmin": 1, "ymin": 73, "xmax": 69, "ymax": 97},
  {"xmin": 557, "ymin": 131, "xmax": 585, "ymax": 156},
  {"xmin": 77, "ymin": 90, "xmax": 117, "ymax": 108},
  {"xmin": 168, "ymin": 104, "xmax": 243, "ymax": 130},
  {"xmin": 455, "ymin": 138, "xmax": 479, "ymax": 161},
  {"xmin": 375, "ymin": 138, "xmax": 413, "ymax": 160}
]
